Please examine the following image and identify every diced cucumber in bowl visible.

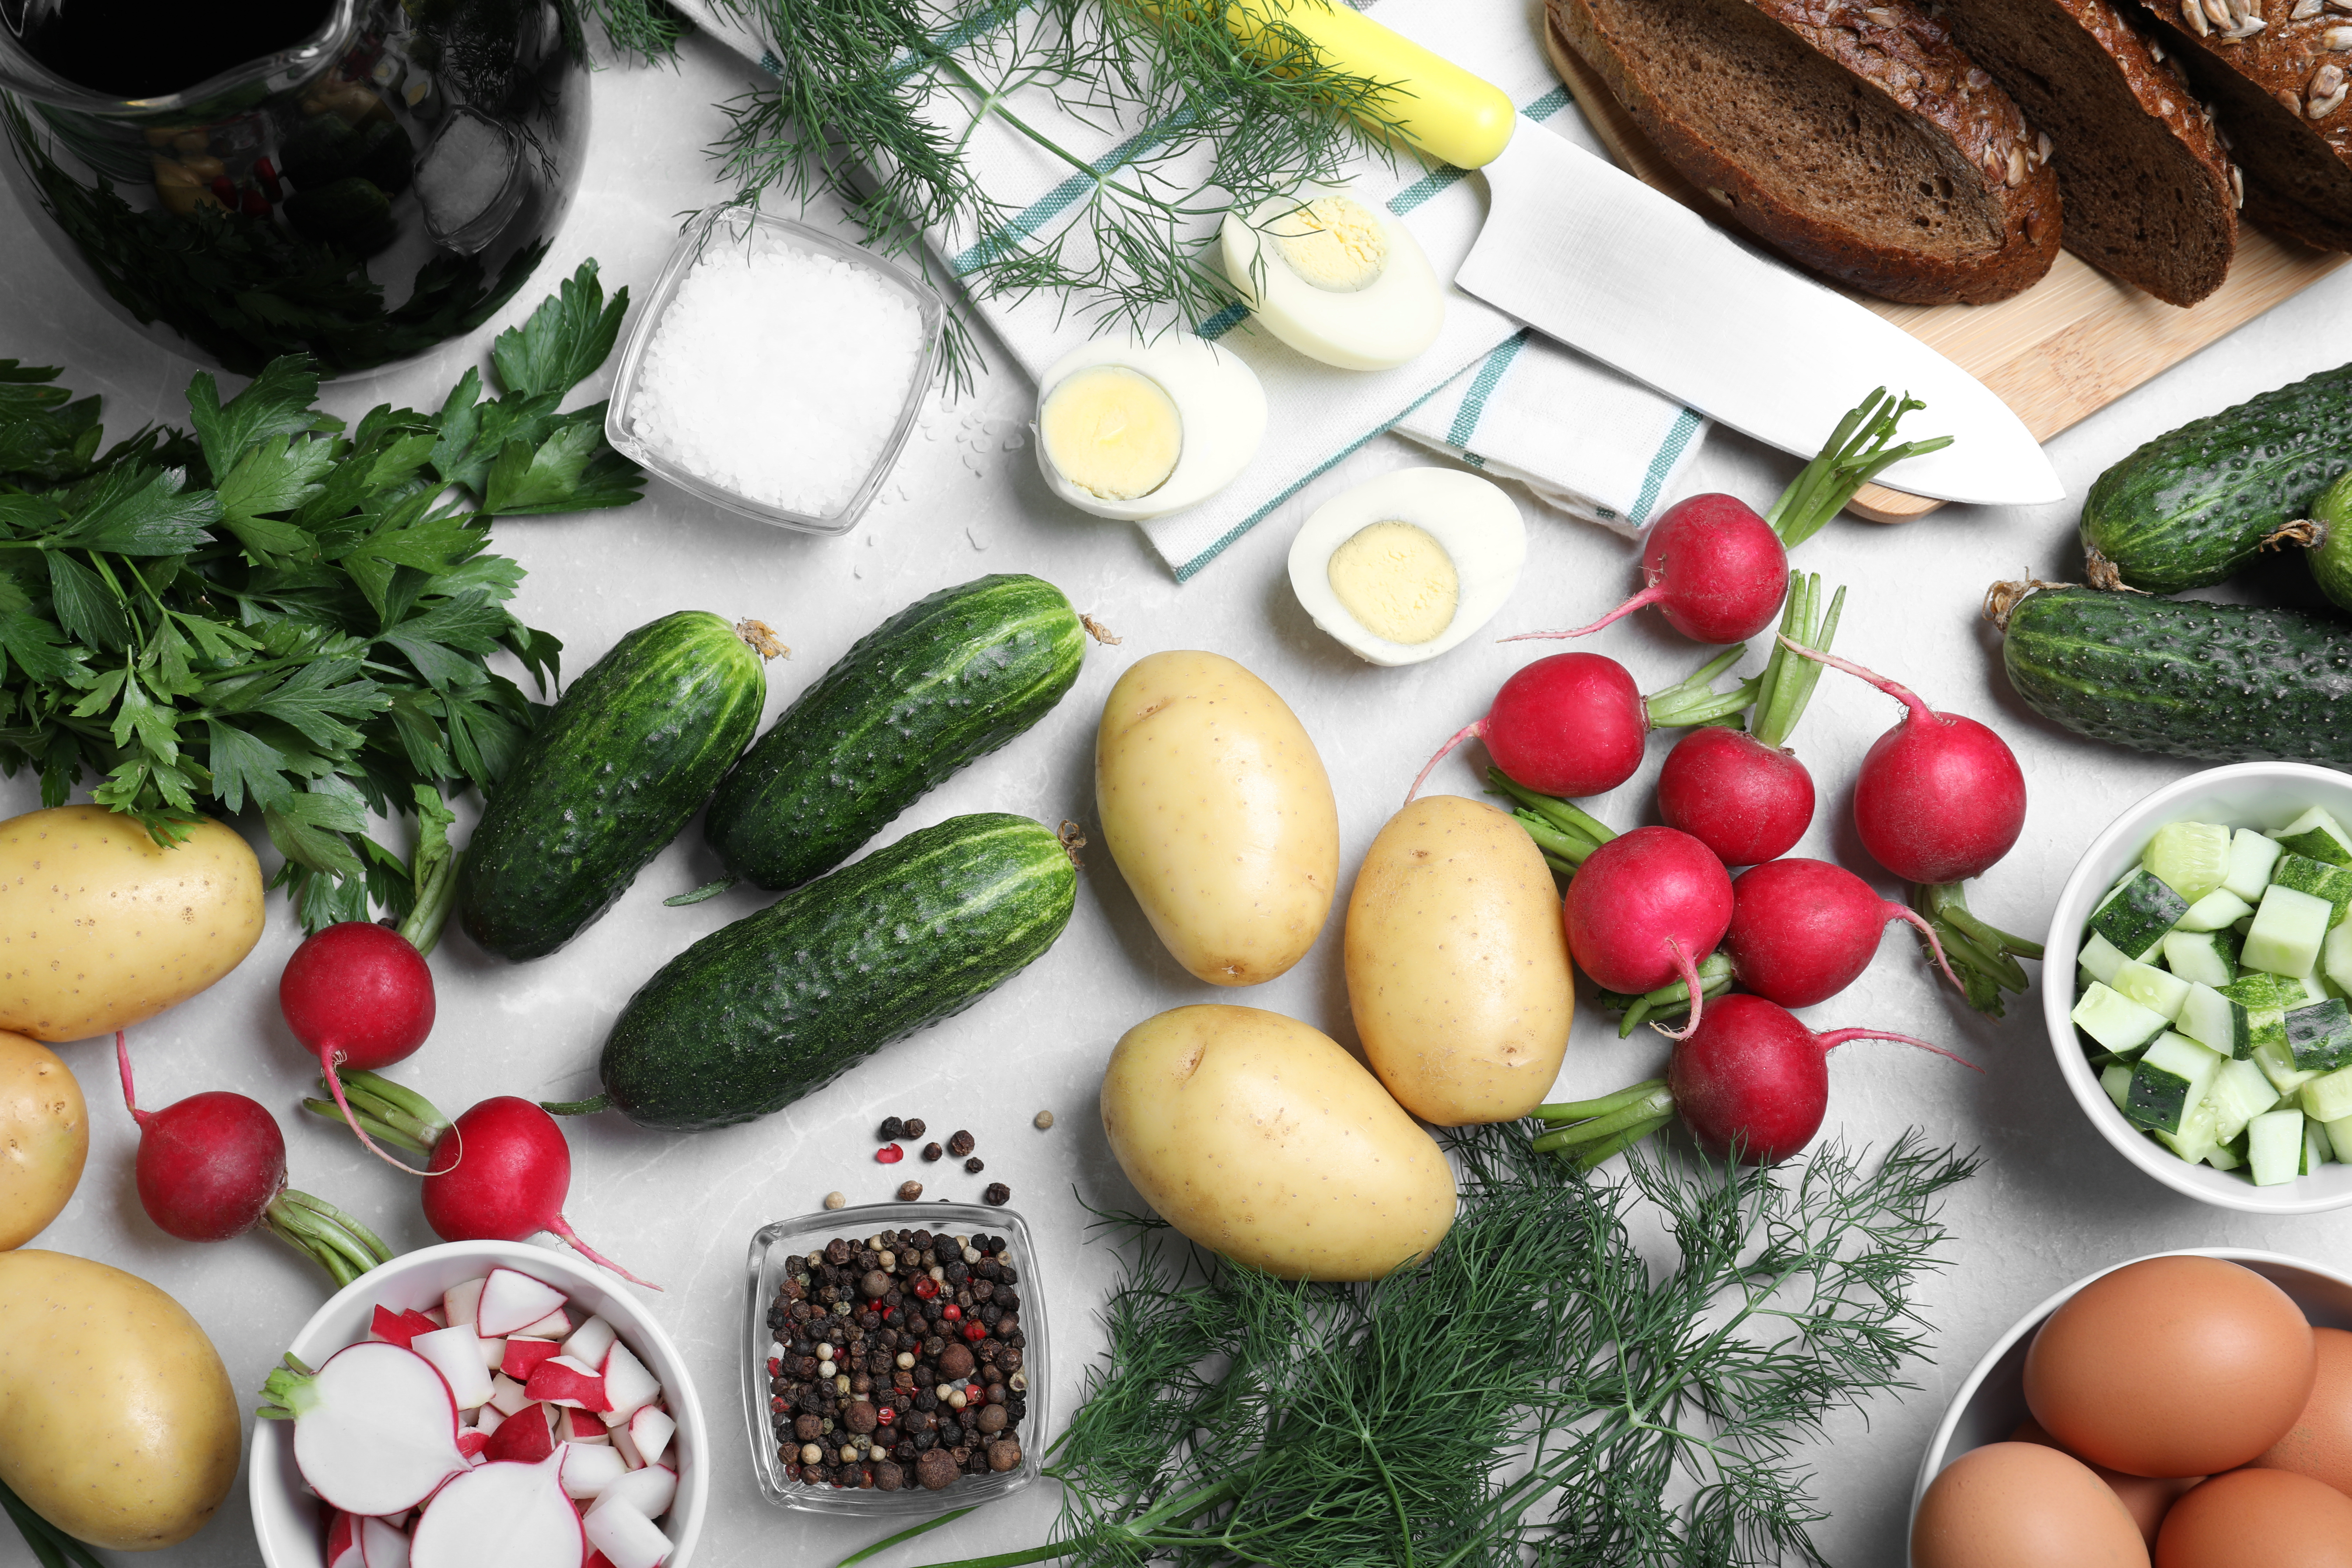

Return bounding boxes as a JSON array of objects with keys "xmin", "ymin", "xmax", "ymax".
[
  {"xmin": 2161, "ymin": 929, "xmax": 2237, "ymax": 988},
  {"xmin": 2112, "ymin": 959, "xmax": 2191, "ymax": 1020},
  {"xmin": 2128, "ymin": 1033, "xmax": 2225, "ymax": 1136},
  {"xmin": 2074, "ymin": 983, "xmax": 2171, "ymax": 1059},
  {"xmin": 2177, "ymin": 982, "xmax": 2252, "ymax": 1060},
  {"xmin": 2090, "ymin": 869, "xmax": 2189, "ymax": 961},
  {"xmin": 2272, "ymin": 855, "xmax": 2352, "ymax": 926},
  {"xmin": 2270, "ymin": 807, "xmax": 2352, "ymax": 867},
  {"xmin": 2207, "ymin": 1057, "xmax": 2280, "ymax": 1142},
  {"xmin": 2302, "ymin": 1062, "xmax": 2352, "ymax": 1125},
  {"xmin": 2144, "ymin": 820, "xmax": 2233, "ymax": 903},
  {"xmin": 2245, "ymin": 884, "xmax": 2333, "ymax": 979},
  {"xmin": 2249, "ymin": 1107, "xmax": 2308, "ymax": 1186},
  {"xmin": 2223, "ymin": 827, "xmax": 2286, "ymax": 901},
  {"xmin": 2079, "ymin": 931, "xmax": 2130, "ymax": 983},
  {"xmin": 2176, "ymin": 888, "xmax": 2253, "ymax": 932}
]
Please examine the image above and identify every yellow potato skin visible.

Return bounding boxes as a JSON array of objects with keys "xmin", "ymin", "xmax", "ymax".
[
  {"xmin": 1345, "ymin": 796, "xmax": 1575, "ymax": 1125},
  {"xmin": 1100, "ymin": 1004, "xmax": 1456, "ymax": 1280},
  {"xmin": 1095, "ymin": 652, "xmax": 1339, "ymax": 986},
  {"xmin": 0, "ymin": 1033, "xmax": 87, "ymax": 1249},
  {"xmin": 0, "ymin": 806, "xmax": 264, "ymax": 1042},
  {"xmin": 0, "ymin": 1250, "xmax": 240, "ymax": 1550}
]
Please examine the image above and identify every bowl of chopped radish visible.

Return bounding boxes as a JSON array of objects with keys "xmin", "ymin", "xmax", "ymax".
[
  {"xmin": 2046, "ymin": 761, "xmax": 2352, "ymax": 1213},
  {"xmin": 250, "ymin": 1240, "xmax": 707, "ymax": 1568}
]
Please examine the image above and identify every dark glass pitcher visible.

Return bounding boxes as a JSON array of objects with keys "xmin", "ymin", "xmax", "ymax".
[{"xmin": 0, "ymin": 0, "xmax": 589, "ymax": 375}]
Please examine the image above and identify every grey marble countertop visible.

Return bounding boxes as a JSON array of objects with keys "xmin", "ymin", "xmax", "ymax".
[{"xmin": 8, "ymin": 21, "xmax": 2352, "ymax": 1568}]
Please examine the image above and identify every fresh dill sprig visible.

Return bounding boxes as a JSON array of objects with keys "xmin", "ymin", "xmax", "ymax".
[
  {"xmin": 851, "ymin": 1126, "xmax": 1976, "ymax": 1568},
  {"xmin": 587, "ymin": 0, "xmax": 1410, "ymax": 391}
]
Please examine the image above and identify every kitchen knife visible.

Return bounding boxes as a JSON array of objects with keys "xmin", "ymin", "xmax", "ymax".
[{"xmin": 1231, "ymin": 1, "xmax": 2065, "ymax": 507}]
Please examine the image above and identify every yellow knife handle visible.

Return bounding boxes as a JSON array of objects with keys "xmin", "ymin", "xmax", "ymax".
[{"xmin": 1230, "ymin": 0, "xmax": 1516, "ymax": 170}]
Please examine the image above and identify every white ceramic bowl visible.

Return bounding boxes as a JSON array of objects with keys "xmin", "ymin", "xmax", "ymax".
[
  {"xmin": 2043, "ymin": 761, "xmax": 2352, "ymax": 1214},
  {"xmin": 1906, "ymin": 1247, "xmax": 2352, "ymax": 1565},
  {"xmin": 250, "ymin": 1240, "xmax": 709, "ymax": 1568}
]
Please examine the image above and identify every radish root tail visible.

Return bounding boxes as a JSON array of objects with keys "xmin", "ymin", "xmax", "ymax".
[
  {"xmin": 548, "ymin": 1214, "xmax": 662, "ymax": 1290},
  {"xmin": 323, "ymin": 1056, "xmax": 431, "ymax": 1172},
  {"xmin": 1499, "ymin": 584, "xmax": 1665, "ymax": 644},
  {"xmin": 114, "ymin": 1031, "xmax": 155, "ymax": 1130},
  {"xmin": 1407, "ymin": 720, "xmax": 1484, "ymax": 806},
  {"xmin": 1774, "ymin": 636, "xmax": 1940, "ymax": 725},
  {"xmin": 1888, "ymin": 904, "xmax": 1968, "ymax": 997},
  {"xmin": 1814, "ymin": 1028, "xmax": 1980, "ymax": 1073},
  {"xmin": 1650, "ymin": 938, "xmax": 1708, "ymax": 1042}
]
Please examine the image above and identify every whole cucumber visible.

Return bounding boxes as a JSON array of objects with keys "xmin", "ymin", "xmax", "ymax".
[
  {"xmin": 593, "ymin": 813, "xmax": 1077, "ymax": 1131},
  {"xmin": 460, "ymin": 611, "xmax": 776, "ymax": 960},
  {"xmin": 1991, "ymin": 582, "xmax": 2352, "ymax": 763},
  {"xmin": 704, "ymin": 574, "xmax": 1086, "ymax": 890},
  {"xmin": 2080, "ymin": 363, "xmax": 2352, "ymax": 593}
]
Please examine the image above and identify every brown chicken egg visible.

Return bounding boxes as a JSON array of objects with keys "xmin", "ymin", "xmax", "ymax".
[
  {"xmin": 2024, "ymin": 1256, "xmax": 2315, "ymax": 1477},
  {"xmin": 1911, "ymin": 1441, "xmax": 2150, "ymax": 1568},
  {"xmin": 2011, "ymin": 1419, "xmax": 2198, "ymax": 1548},
  {"xmin": 2155, "ymin": 1468, "xmax": 2352, "ymax": 1568},
  {"xmin": 2255, "ymin": 1326, "xmax": 2352, "ymax": 1496}
]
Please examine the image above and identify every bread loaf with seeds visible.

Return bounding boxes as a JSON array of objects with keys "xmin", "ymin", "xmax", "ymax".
[
  {"xmin": 1942, "ymin": 0, "xmax": 2238, "ymax": 305},
  {"xmin": 1545, "ymin": 0, "xmax": 2062, "ymax": 305},
  {"xmin": 2133, "ymin": 0, "xmax": 2352, "ymax": 251}
]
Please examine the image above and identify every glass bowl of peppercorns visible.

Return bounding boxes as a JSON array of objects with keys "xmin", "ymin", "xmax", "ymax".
[{"xmin": 740, "ymin": 1202, "xmax": 1048, "ymax": 1514}]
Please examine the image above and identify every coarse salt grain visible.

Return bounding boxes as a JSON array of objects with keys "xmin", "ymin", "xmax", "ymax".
[{"xmin": 628, "ymin": 231, "xmax": 927, "ymax": 520}]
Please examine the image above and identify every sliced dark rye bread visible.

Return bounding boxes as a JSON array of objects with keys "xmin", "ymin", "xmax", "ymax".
[
  {"xmin": 2133, "ymin": 0, "xmax": 2352, "ymax": 252},
  {"xmin": 1941, "ymin": 0, "xmax": 2238, "ymax": 304},
  {"xmin": 1546, "ymin": 0, "xmax": 2062, "ymax": 305}
]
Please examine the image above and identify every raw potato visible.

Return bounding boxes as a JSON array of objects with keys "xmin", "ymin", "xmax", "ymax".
[
  {"xmin": 0, "ymin": 1032, "xmax": 86, "ymax": 1249},
  {"xmin": 1096, "ymin": 652, "xmax": 1339, "ymax": 985},
  {"xmin": 1100, "ymin": 1004, "xmax": 1456, "ymax": 1280},
  {"xmin": 0, "ymin": 805, "xmax": 264, "ymax": 1042},
  {"xmin": 1345, "ymin": 796, "xmax": 1575, "ymax": 1125},
  {"xmin": 0, "ymin": 1250, "xmax": 240, "ymax": 1549}
]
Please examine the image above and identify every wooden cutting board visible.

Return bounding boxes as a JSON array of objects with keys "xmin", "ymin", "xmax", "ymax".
[{"xmin": 1541, "ymin": 29, "xmax": 2348, "ymax": 522}]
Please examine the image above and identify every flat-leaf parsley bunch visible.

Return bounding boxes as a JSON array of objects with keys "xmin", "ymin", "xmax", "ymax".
[{"xmin": 0, "ymin": 261, "xmax": 642, "ymax": 928}]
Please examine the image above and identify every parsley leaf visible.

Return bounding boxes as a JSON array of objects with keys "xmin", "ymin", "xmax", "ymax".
[{"xmin": 490, "ymin": 260, "xmax": 628, "ymax": 401}]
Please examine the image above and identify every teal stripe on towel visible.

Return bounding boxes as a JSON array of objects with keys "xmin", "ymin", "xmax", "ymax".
[
  {"xmin": 1629, "ymin": 407, "xmax": 1703, "ymax": 527},
  {"xmin": 1391, "ymin": 85, "xmax": 1572, "ymax": 214},
  {"xmin": 1446, "ymin": 331, "xmax": 1528, "ymax": 450}
]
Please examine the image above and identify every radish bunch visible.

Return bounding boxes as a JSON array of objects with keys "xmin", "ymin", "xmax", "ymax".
[
  {"xmin": 1507, "ymin": 493, "xmax": 1790, "ymax": 645},
  {"xmin": 266, "ymin": 1264, "xmax": 681, "ymax": 1568},
  {"xmin": 305, "ymin": 1070, "xmax": 654, "ymax": 1288},
  {"xmin": 114, "ymin": 1034, "xmax": 391, "ymax": 1286},
  {"xmin": 1532, "ymin": 994, "xmax": 1975, "ymax": 1167}
]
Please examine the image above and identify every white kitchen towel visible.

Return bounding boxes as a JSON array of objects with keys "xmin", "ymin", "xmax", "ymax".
[{"xmin": 667, "ymin": 0, "xmax": 1708, "ymax": 577}]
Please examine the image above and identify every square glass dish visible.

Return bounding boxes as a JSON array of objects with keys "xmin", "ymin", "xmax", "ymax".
[
  {"xmin": 604, "ymin": 208, "xmax": 945, "ymax": 537},
  {"xmin": 741, "ymin": 1202, "xmax": 1049, "ymax": 1517}
]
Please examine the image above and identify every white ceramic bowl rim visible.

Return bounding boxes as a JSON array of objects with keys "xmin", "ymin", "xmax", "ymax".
[{"xmin": 2041, "ymin": 761, "xmax": 2352, "ymax": 1214}]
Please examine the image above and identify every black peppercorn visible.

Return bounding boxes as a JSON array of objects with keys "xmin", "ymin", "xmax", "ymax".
[
  {"xmin": 964, "ymin": 1156, "xmax": 985, "ymax": 1173},
  {"xmin": 879, "ymin": 1115, "xmax": 907, "ymax": 1141},
  {"xmin": 904, "ymin": 1118, "xmax": 927, "ymax": 1139},
  {"xmin": 947, "ymin": 1129, "xmax": 975, "ymax": 1157},
  {"xmin": 921, "ymin": 1141, "xmax": 943, "ymax": 1162},
  {"xmin": 983, "ymin": 1182, "xmax": 1011, "ymax": 1205}
]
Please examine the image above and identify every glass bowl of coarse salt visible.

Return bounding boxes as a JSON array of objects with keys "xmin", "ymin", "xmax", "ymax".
[{"xmin": 606, "ymin": 207, "xmax": 945, "ymax": 536}]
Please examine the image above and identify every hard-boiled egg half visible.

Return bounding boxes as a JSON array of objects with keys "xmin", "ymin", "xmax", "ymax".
[
  {"xmin": 1033, "ymin": 335, "xmax": 1266, "ymax": 522},
  {"xmin": 1220, "ymin": 183, "xmax": 1444, "ymax": 371},
  {"xmin": 1288, "ymin": 468, "xmax": 1525, "ymax": 666}
]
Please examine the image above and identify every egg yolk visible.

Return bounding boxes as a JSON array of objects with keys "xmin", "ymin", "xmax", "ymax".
[
  {"xmin": 1038, "ymin": 365, "xmax": 1183, "ymax": 500},
  {"xmin": 1327, "ymin": 521, "xmax": 1458, "ymax": 644},
  {"xmin": 1270, "ymin": 196, "xmax": 1389, "ymax": 294}
]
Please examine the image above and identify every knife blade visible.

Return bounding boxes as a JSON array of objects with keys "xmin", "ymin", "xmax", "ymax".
[{"xmin": 1236, "ymin": 2, "xmax": 2065, "ymax": 507}]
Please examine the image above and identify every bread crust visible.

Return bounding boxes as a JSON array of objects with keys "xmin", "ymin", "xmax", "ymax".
[
  {"xmin": 2134, "ymin": 0, "xmax": 2352, "ymax": 252},
  {"xmin": 1548, "ymin": 0, "xmax": 2063, "ymax": 304}
]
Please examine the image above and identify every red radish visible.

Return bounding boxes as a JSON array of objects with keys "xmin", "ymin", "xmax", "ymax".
[
  {"xmin": 1411, "ymin": 646, "xmax": 1757, "ymax": 803},
  {"xmin": 565, "ymin": 1407, "xmax": 612, "ymax": 1443},
  {"xmin": 598, "ymin": 1340, "xmax": 663, "ymax": 1424},
  {"xmin": 422, "ymin": 1100, "xmax": 657, "ymax": 1288},
  {"xmin": 1779, "ymin": 640, "xmax": 2026, "ymax": 885},
  {"xmin": 329, "ymin": 1512, "xmax": 364, "ymax": 1568},
  {"xmin": 594, "ymin": 1464, "xmax": 677, "ymax": 1522},
  {"xmin": 257, "ymin": 1342, "xmax": 469, "ymax": 1515},
  {"xmin": 1533, "ymin": 993, "xmax": 1973, "ymax": 1168},
  {"xmin": 1656, "ymin": 727, "xmax": 1815, "ymax": 866},
  {"xmin": 371, "ymin": 1305, "xmax": 442, "ymax": 1348},
  {"xmin": 362, "ymin": 1516, "xmax": 412, "ymax": 1568},
  {"xmin": 411, "ymin": 1323, "xmax": 495, "ymax": 1410},
  {"xmin": 1562, "ymin": 827, "xmax": 1734, "ymax": 1040},
  {"xmin": 525, "ymin": 1355, "xmax": 609, "ymax": 1410},
  {"xmin": 113, "ymin": 1034, "xmax": 388, "ymax": 1283},
  {"xmin": 485, "ymin": 1404, "xmax": 558, "ymax": 1465},
  {"xmin": 558, "ymin": 1441, "xmax": 629, "ymax": 1498},
  {"xmin": 281, "ymin": 921, "xmax": 438, "ymax": 1170},
  {"xmin": 1507, "ymin": 493, "xmax": 1789, "ymax": 645},
  {"xmin": 408, "ymin": 1453, "xmax": 583, "ymax": 1568},
  {"xmin": 1725, "ymin": 858, "xmax": 1964, "ymax": 1007},
  {"xmin": 562, "ymin": 1314, "xmax": 619, "ymax": 1367},
  {"xmin": 478, "ymin": 1266, "xmax": 569, "ymax": 1337},
  {"xmin": 581, "ymin": 1497, "xmax": 671, "ymax": 1568},
  {"xmin": 502, "ymin": 1338, "xmax": 562, "ymax": 1381},
  {"xmin": 627, "ymin": 1408, "xmax": 676, "ymax": 1468},
  {"xmin": 445, "ymin": 1276, "xmax": 486, "ymax": 1326},
  {"xmin": 456, "ymin": 1429, "xmax": 491, "ymax": 1460}
]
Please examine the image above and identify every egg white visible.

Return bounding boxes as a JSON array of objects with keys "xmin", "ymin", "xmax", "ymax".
[
  {"xmin": 1220, "ymin": 184, "xmax": 1445, "ymax": 372},
  {"xmin": 1032, "ymin": 335, "xmax": 1267, "ymax": 522},
  {"xmin": 1288, "ymin": 468, "xmax": 1525, "ymax": 667}
]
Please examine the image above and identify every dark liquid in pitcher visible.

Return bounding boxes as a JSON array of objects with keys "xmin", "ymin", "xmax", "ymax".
[{"xmin": 16, "ymin": 0, "xmax": 335, "ymax": 98}]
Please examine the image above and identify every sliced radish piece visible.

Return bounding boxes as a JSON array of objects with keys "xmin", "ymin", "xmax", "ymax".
[
  {"xmin": 408, "ymin": 1455, "xmax": 582, "ymax": 1568},
  {"xmin": 560, "ymin": 1316, "xmax": 617, "ymax": 1369},
  {"xmin": 609, "ymin": 1423, "xmax": 643, "ymax": 1470},
  {"xmin": 456, "ymin": 1430, "xmax": 490, "ymax": 1460},
  {"xmin": 587, "ymin": 1555, "xmax": 619, "ymax": 1568},
  {"xmin": 476, "ymin": 1405, "xmax": 506, "ymax": 1438},
  {"xmin": 442, "ymin": 1279, "xmax": 485, "ymax": 1329},
  {"xmin": 476, "ymin": 1269, "xmax": 568, "ymax": 1338},
  {"xmin": 556, "ymin": 1442, "xmax": 627, "ymax": 1500},
  {"xmin": 362, "ymin": 1515, "xmax": 412, "ymax": 1568},
  {"xmin": 596, "ymin": 1343, "xmax": 660, "ymax": 1426},
  {"xmin": 259, "ymin": 1344, "xmax": 467, "ymax": 1517},
  {"xmin": 488, "ymin": 1373, "xmax": 534, "ymax": 1417},
  {"xmin": 476, "ymin": 1335, "xmax": 507, "ymax": 1372},
  {"xmin": 411, "ymin": 1325, "xmax": 494, "ymax": 1410},
  {"xmin": 624, "ymin": 1409, "xmax": 673, "ymax": 1469},
  {"xmin": 514, "ymin": 1306, "xmax": 572, "ymax": 1340},
  {"xmin": 483, "ymin": 1401, "xmax": 556, "ymax": 1465},
  {"xmin": 525, "ymin": 1356, "xmax": 608, "ymax": 1411},
  {"xmin": 588, "ymin": 1464, "xmax": 675, "ymax": 1522},
  {"xmin": 500, "ymin": 1338, "xmax": 561, "ymax": 1382},
  {"xmin": 581, "ymin": 1498, "xmax": 669, "ymax": 1568},
  {"xmin": 564, "ymin": 1408, "xmax": 610, "ymax": 1444},
  {"xmin": 328, "ymin": 1511, "xmax": 364, "ymax": 1568},
  {"xmin": 370, "ymin": 1305, "xmax": 416, "ymax": 1347}
]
